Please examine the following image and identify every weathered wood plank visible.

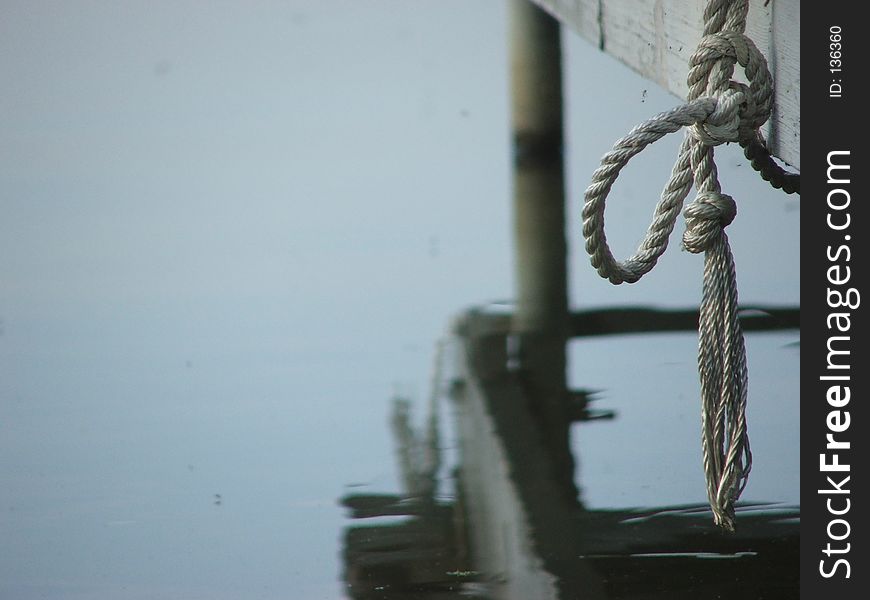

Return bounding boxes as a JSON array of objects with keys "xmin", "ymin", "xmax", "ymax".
[{"xmin": 532, "ymin": 0, "xmax": 800, "ymax": 170}]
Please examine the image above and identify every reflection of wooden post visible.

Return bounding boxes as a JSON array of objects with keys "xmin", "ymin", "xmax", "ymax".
[
  {"xmin": 510, "ymin": 0, "xmax": 567, "ymax": 337},
  {"xmin": 454, "ymin": 333, "xmax": 606, "ymax": 600},
  {"xmin": 509, "ymin": 0, "xmax": 570, "ymax": 462}
]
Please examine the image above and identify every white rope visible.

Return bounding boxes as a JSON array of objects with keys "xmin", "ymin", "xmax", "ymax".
[{"xmin": 581, "ymin": 0, "xmax": 771, "ymax": 530}]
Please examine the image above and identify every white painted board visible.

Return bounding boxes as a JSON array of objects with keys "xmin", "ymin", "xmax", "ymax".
[{"xmin": 534, "ymin": 0, "xmax": 799, "ymax": 169}]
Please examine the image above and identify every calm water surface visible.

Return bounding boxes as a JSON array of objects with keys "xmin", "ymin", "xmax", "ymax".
[{"xmin": 1, "ymin": 2, "xmax": 798, "ymax": 598}]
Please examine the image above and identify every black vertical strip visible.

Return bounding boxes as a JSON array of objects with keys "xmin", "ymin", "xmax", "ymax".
[{"xmin": 803, "ymin": 3, "xmax": 864, "ymax": 597}]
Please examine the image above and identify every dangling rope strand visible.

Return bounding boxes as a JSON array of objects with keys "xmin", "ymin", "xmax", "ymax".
[{"xmin": 581, "ymin": 0, "xmax": 787, "ymax": 530}]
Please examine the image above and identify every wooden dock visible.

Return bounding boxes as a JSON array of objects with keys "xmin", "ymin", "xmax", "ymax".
[{"xmin": 530, "ymin": 0, "xmax": 799, "ymax": 169}]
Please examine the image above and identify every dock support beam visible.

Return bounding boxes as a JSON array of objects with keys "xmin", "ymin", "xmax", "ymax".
[
  {"xmin": 509, "ymin": 0, "xmax": 572, "ymax": 481},
  {"xmin": 510, "ymin": 0, "xmax": 568, "ymax": 337}
]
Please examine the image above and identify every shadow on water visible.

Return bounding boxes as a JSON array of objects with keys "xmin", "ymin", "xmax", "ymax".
[{"xmin": 339, "ymin": 307, "xmax": 799, "ymax": 600}]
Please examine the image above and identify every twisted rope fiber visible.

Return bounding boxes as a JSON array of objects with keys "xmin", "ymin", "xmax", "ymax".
[{"xmin": 581, "ymin": 0, "xmax": 786, "ymax": 530}]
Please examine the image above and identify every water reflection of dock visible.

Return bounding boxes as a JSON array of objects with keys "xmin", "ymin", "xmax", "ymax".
[
  {"xmin": 341, "ymin": 0, "xmax": 798, "ymax": 594},
  {"xmin": 341, "ymin": 306, "xmax": 799, "ymax": 600}
]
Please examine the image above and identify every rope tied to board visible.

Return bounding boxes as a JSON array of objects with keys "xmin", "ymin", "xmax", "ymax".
[{"xmin": 581, "ymin": 0, "xmax": 795, "ymax": 530}]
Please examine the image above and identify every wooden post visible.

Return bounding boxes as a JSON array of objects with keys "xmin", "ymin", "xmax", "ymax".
[
  {"xmin": 510, "ymin": 0, "xmax": 568, "ymax": 336},
  {"xmin": 509, "ymin": 0, "xmax": 572, "ymax": 475}
]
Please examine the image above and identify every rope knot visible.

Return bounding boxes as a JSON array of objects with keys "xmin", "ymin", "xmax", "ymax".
[
  {"xmin": 687, "ymin": 31, "xmax": 773, "ymax": 143},
  {"xmin": 682, "ymin": 191, "xmax": 736, "ymax": 253},
  {"xmin": 688, "ymin": 84, "xmax": 745, "ymax": 146}
]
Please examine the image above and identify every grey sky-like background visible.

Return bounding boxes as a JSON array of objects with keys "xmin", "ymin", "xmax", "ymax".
[{"xmin": 1, "ymin": 2, "xmax": 798, "ymax": 598}]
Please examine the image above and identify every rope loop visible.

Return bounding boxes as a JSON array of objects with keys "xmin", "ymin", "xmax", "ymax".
[
  {"xmin": 682, "ymin": 191, "xmax": 736, "ymax": 253},
  {"xmin": 582, "ymin": 100, "xmax": 715, "ymax": 285}
]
